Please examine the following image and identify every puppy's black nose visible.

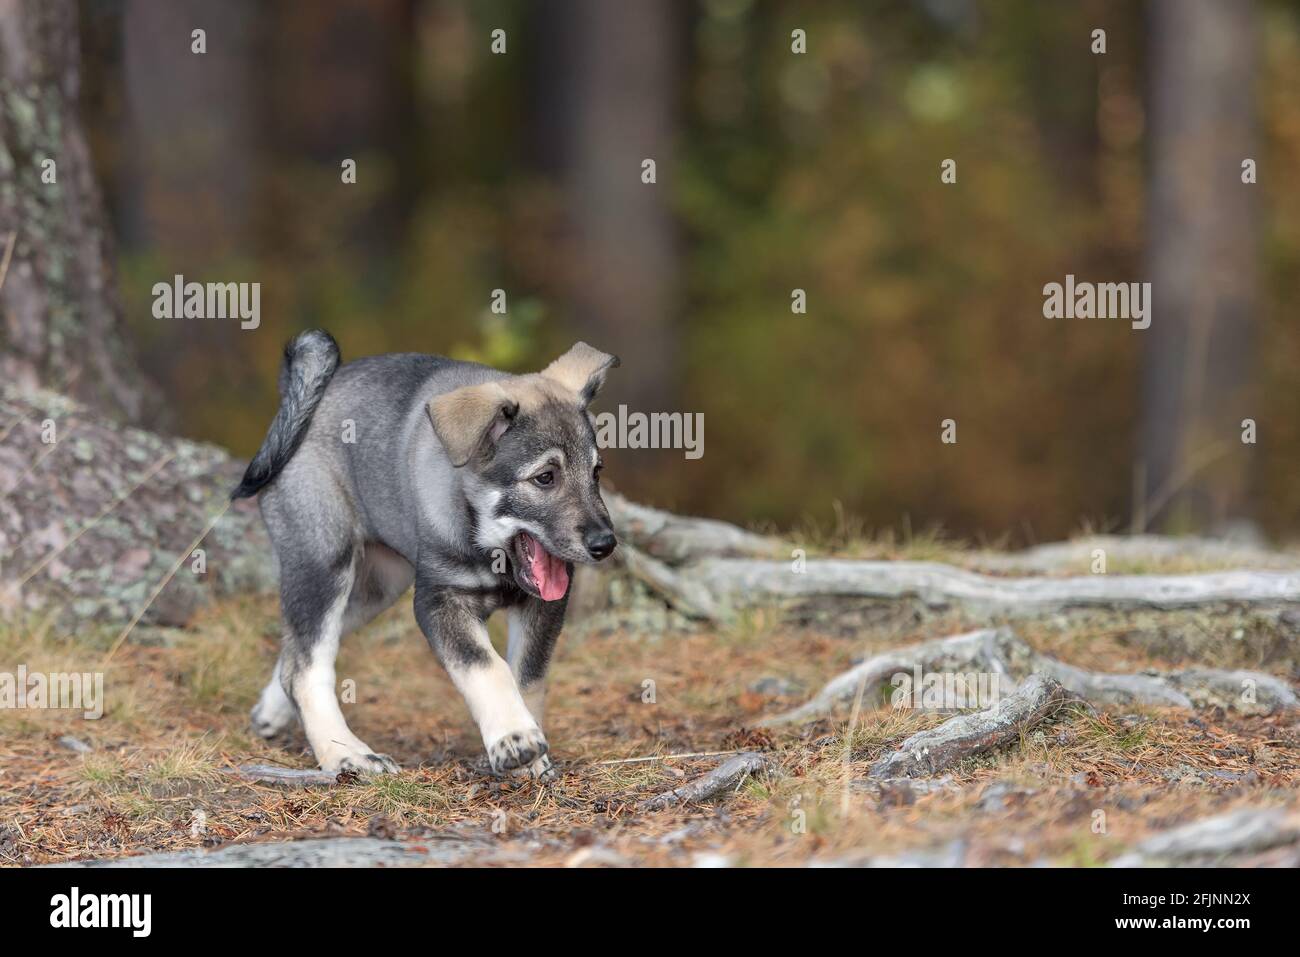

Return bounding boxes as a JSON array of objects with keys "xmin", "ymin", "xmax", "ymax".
[{"xmin": 584, "ymin": 528, "xmax": 616, "ymax": 560}]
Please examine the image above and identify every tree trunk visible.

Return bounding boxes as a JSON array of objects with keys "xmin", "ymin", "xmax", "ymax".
[
  {"xmin": 530, "ymin": 0, "xmax": 681, "ymax": 415},
  {"xmin": 264, "ymin": 0, "xmax": 417, "ymax": 284},
  {"xmin": 1139, "ymin": 0, "xmax": 1258, "ymax": 533},
  {"xmin": 0, "ymin": 0, "xmax": 159, "ymax": 422},
  {"xmin": 120, "ymin": 0, "xmax": 258, "ymax": 265},
  {"xmin": 119, "ymin": 0, "xmax": 261, "ymax": 418}
]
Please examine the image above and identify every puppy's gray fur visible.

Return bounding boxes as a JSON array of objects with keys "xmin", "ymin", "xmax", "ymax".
[{"xmin": 235, "ymin": 330, "xmax": 619, "ymax": 778}]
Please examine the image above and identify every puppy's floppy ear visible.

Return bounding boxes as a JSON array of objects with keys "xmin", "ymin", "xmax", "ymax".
[
  {"xmin": 541, "ymin": 342, "xmax": 620, "ymax": 407},
  {"xmin": 427, "ymin": 382, "xmax": 519, "ymax": 467}
]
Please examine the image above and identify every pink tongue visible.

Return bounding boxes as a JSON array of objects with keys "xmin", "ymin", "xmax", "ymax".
[{"xmin": 528, "ymin": 542, "xmax": 569, "ymax": 601}]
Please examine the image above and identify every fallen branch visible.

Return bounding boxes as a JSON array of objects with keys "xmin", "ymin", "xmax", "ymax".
[
  {"xmin": 638, "ymin": 752, "xmax": 770, "ymax": 811},
  {"xmin": 868, "ymin": 674, "xmax": 1086, "ymax": 779}
]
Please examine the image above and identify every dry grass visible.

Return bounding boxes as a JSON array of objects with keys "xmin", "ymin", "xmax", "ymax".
[{"xmin": 1, "ymin": 594, "xmax": 1297, "ymax": 867}]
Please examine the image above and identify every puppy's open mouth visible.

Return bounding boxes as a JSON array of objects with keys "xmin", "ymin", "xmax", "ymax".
[{"xmin": 512, "ymin": 531, "xmax": 570, "ymax": 602}]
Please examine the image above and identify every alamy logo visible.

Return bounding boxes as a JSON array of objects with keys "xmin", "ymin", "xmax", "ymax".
[
  {"xmin": 50, "ymin": 887, "xmax": 151, "ymax": 937},
  {"xmin": 152, "ymin": 274, "xmax": 261, "ymax": 329},
  {"xmin": 0, "ymin": 666, "xmax": 102, "ymax": 719},
  {"xmin": 593, "ymin": 405, "xmax": 704, "ymax": 460},
  {"xmin": 1042, "ymin": 274, "xmax": 1151, "ymax": 330}
]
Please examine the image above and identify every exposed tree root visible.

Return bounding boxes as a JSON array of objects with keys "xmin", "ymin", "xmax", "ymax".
[
  {"xmin": 766, "ymin": 628, "xmax": 1019, "ymax": 725},
  {"xmin": 617, "ymin": 544, "xmax": 730, "ymax": 622},
  {"xmin": 604, "ymin": 492, "xmax": 784, "ymax": 563},
  {"xmin": 766, "ymin": 627, "xmax": 1298, "ymax": 726},
  {"xmin": 637, "ymin": 752, "xmax": 770, "ymax": 811},
  {"xmin": 972, "ymin": 535, "xmax": 1300, "ymax": 574},
  {"xmin": 867, "ymin": 674, "xmax": 1088, "ymax": 780},
  {"xmin": 688, "ymin": 559, "xmax": 1300, "ymax": 619}
]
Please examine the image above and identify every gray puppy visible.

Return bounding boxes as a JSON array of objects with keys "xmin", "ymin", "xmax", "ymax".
[{"xmin": 233, "ymin": 330, "xmax": 619, "ymax": 779}]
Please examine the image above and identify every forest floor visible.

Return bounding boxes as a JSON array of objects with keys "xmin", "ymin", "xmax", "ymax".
[{"xmin": 2, "ymin": 572, "xmax": 1299, "ymax": 867}]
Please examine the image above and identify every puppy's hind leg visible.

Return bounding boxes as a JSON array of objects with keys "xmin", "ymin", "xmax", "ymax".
[
  {"xmin": 254, "ymin": 544, "xmax": 412, "ymax": 750},
  {"xmin": 251, "ymin": 653, "xmax": 296, "ymax": 739},
  {"xmin": 281, "ymin": 551, "xmax": 399, "ymax": 775}
]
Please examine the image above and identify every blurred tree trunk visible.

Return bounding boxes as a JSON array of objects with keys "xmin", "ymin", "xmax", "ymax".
[
  {"xmin": 119, "ymin": 0, "xmax": 259, "ymax": 418},
  {"xmin": 0, "ymin": 0, "xmax": 159, "ymax": 422},
  {"xmin": 264, "ymin": 0, "xmax": 416, "ymax": 291},
  {"xmin": 531, "ymin": 0, "xmax": 681, "ymax": 414},
  {"xmin": 1138, "ymin": 0, "xmax": 1258, "ymax": 533},
  {"xmin": 120, "ymin": 0, "xmax": 257, "ymax": 264}
]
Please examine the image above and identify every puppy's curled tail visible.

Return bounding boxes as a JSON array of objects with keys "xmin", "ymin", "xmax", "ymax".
[{"xmin": 231, "ymin": 329, "xmax": 340, "ymax": 499}]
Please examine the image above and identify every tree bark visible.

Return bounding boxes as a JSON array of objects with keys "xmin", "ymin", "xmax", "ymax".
[
  {"xmin": 0, "ymin": 0, "xmax": 159, "ymax": 422},
  {"xmin": 1139, "ymin": 0, "xmax": 1258, "ymax": 533}
]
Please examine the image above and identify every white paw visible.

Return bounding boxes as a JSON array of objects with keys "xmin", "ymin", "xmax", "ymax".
[
  {"xmin": 318, "ymin": 743, "xmax": 400, "ymax": 776},
  {"xmin": 486, "ymin": 727, "xmax": 548, "ymax": 775},
  {"xmin": 510, "ymin": 750, "xmax": 557, "ymax": 782},
  {"xmin": 250, "ymin": 690, "xmax": 296, "ymax": 739}
]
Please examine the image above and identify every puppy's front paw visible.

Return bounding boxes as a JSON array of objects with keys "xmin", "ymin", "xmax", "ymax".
[
  {"xmin": 321, "ymin": 748, "xmax": 400, "ymax": 776},
  {"xmin": 510, "ymin": 751, "xmax": 557, "ymax": 782},
  {"xmin": 487, "ymin": 727, "xmax": 549, "ymax": 775}
]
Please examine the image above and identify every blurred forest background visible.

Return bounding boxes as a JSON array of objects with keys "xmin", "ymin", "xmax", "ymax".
[{"xmin": 6, "ymin": 0, "xmax": 1300, "ymax": 544}]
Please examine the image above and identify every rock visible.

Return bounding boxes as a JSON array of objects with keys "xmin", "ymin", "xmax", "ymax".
[
  {"xmin": 977, "ymin": 782, "xmax": 1037, "ymax": 813},
  {"xmin": 49, "ymin": 835, "xmax": 526, "ymax": 868},
  {"xmin": 1, "ymin": 387, "xmax": 276, "ymax": 631},
  {"xmin": 1111, "ymin": 807, "xmax": 1300, "ymax": 866},
  {"xmin": 814, "ymin": 839, "xmax": 969, "ymax": 868}
]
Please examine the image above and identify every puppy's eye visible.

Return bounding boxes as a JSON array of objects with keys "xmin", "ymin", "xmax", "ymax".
[
  {"xmin": 532, "ymin": 471, "xmax": 555, "ymax": 488},
  {"xmin": 593, "ymin": 464, "xmax": 603, "ymax": 483}
]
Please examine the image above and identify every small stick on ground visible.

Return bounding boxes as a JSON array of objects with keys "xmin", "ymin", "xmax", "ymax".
[
  {"xmin": 220, "ymin": 764, "xmax": 340, "ymax": 787},
  {"xmin": 638, "ymin": 753, "xmax": 770, "ymax": 811},
  {"xmin": 596, "ymin": 749, "xmax": 744, "ymax": 767},
  {"xmin": 0, "ymin": 231, "xmax": 15, "ymax": 294},
  {"xmin": 103, "ymin": 499, "xmax": 234, "ymax": 664}
]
